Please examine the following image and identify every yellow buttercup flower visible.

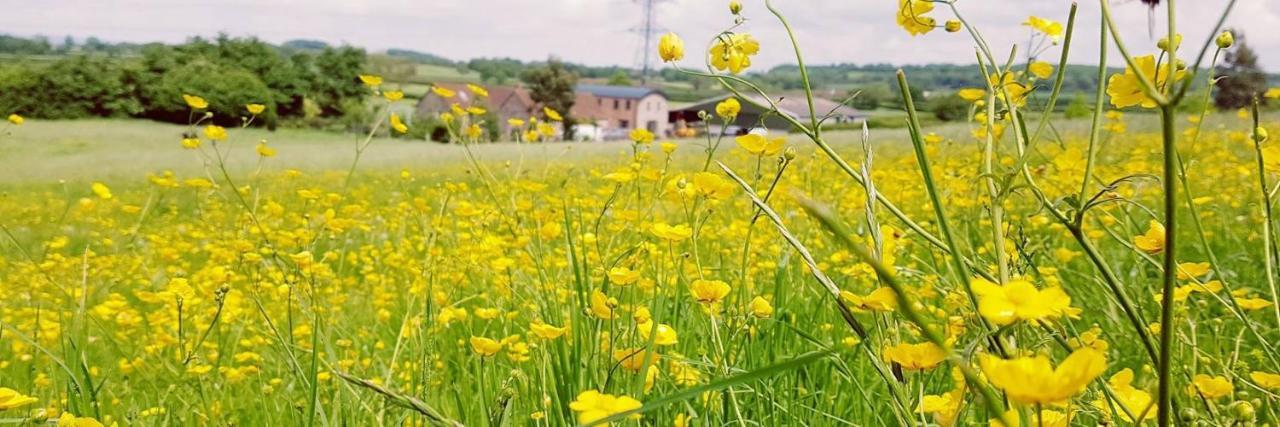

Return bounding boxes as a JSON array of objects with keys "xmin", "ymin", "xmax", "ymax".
[
  {"xmin": 6, "ymin": 113, "xmax": 23, "ymax": 125},
  {"xmin": 651, "ymin": 222, "xmax": 692, "ymax": 241},
  {"xmin": 990, "ymin": 409, "xmax": 1069, "ymax": 427},
  {"xmin": 1133, "ymin": 220, "xmax": 1166, "ymax": 254},
  {"xmin": 0, "ymin": 387, "xmax": 38, "ymax": 410},
  {"xmin": 430, "ymin": 86, "xmax": 456, "ymax": 98},
  {"xmin": 690, "ymin": 279, "xmax": 731, "ymax": 305},
  {"xmin": 1028, "ymin": 61, "xmax": 1053, "ymax": 79},
  {"xmin": 390, "ymin": 114, "xmax": 408, "ymax": 134},
  {"xmin": 629, "ymin": 128, "xmax": 654, "ymax": 144},
  {"xmin": 382, "ymin": 90, "xmax": 404, "ymax": 102},
  {"xmin": 255, "ymin": 141, "xmax": 276, "ymax": 158},
  {"xmin": 989, "ymin": 72, "xmax": 1030, "ymax": 107},
  {"xmin": 658, "ymin": 32, "xmax": 684, "ymax": 63},
  {"xmin": 57, "ymin": 413, "xmax": 104, "ymax": 427},
  {"xmin": 467, "ymin": 84, "xmax": 489, "ymax": 97},
  {"xmin": 245, "ymin": 103, "xmax": 266, "ymax": 115},
  {"xmin": 543, "ymin": 107, "xmax": 563, "ymax": 121},
  {"xmin": 1107, "ymin": 55, "xmax": 1183, "ymax": 109},
  {"xmin": 972, "ymin": 277, "xmax": 1075, "ymax": 325},
  {"xmin": 568, "ymin": 390, "xmax": 641, "ymax": 425},
  {"xmin": 734, "ymin": 134, "xmax": 784, "ymax": 156},
  {"xmin": 896, "ymin": 0, "xmax": 935, "ymax": 36},
  {"xmin": 638, "ymin": 320, "xmax": 678, "ymax": 346},
  {"xmin": 590, "ymin": 289, "xmax": 618, "ymax": 319},
  {"xmin": 957, "ymin": 88, "xmax": 986, "ymax": 102},
  {"xmin": 979, "ymin": 348, "xmax": 1106, "ymax": 405},
  {"xmin": 530, "ymin": 322, "xmax": 568, "ymax": 340},
  {"xmin": 1175, "ymin": 262, "xmax": 1210, "ymax": 280},
  {"xmin": 465, "ymin": 124, "xmax": 483, "ymax": 139},
  {"xmin": 709, "ymin": 33, "xmax": 760, "ymax": 74},
  {"xmin": 204, "ymin": 124, "xmax": 228, "ymax": 141},
  {"xmin": 608, "ymin": 266, "xmax": 641, "ymax": 286},
  {"xmin": 1250, "ymin": 371, "xmax": 1280, "ymax": 390},
  {"xmin": 91, "ymin": 182, "xmax": 113, "ymax": 200},
  {"xmin": 919, "ymin": 368, "xmax": 966, "ymax": 426},
  {"xmin": 1235, "ymin": 297, "xmax": 1273, "ymax": 311},
  {"xmin": 1023, "ymin": 16, "xmax": 1063, "ymax": 41},
  {"xmin": 359, "ymin": 74, "xmax": 383, "ymax": 86},
  {"xmin": 507, "ymin": 118, "xmax": 526, "ymax": 127},
  {"xmin": 1093, "ymin": 368, "xmax": 1154, "ymax": 423},
  {"xmin": 715, "ymin": 98, "xmax": 740, "ymax": 119},
  {"xmin": 181, "ymin": 137, "xmax": 201, "ymax": 149},
  {"xmin": 1187, "ymin": 374, "xmax": 1232, "ymax": 399},
  {"xmin": 469, "ymin": 336, "xmax": 503, "ymax": 357},
  {"xmin": 882, "ymin": 342, "xmax": 946, "ymax": 370},
  {"xmin": 840, "ymin": 287, "xmax": 898, "ymax": 312},
  {"xmin": 183, "ymin": 94, "xmax": 208, "ymax": 109},
  {"xmin": 749, "ymin": 296, "xmax": 774, "ymax": 318}
]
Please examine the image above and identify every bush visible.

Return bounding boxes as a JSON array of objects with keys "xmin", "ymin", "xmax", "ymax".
[
  {"xmin": 140, "ymin": 60, "xmax": 276, "ymax": 126},
  {"xmin": 929, "ymin": 94, "xmax": 970, "ymax": 122},
  {"xmin": 0, "ymin": 57, "xmax": 143, "ymax": 119},
  {"xmin": 1064, "ymin": 94, "xmax": 1091, "ymax": 119}
]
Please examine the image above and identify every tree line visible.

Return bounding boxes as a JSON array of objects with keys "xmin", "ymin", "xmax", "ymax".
[{"xmin": 0, "ymin": 35, "xmax": 368, "ymax": 130}]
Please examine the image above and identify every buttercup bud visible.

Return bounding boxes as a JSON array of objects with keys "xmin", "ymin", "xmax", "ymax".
[
  {"xmin": 1229, "ymin": 401, "xmax": 1255, "ymax": 421},
  {"xmin": 729, "ymin": 0, "xmax": 742, "ymax": 15},
  {"xmin": 1254, "ymin": 126, "xmax": 1268, "ymax": 143},
  {"xmin": 944, "ymin": 20, "xmax": 962, "ymax": 33},
  {"xmin": 1216, "ymin": 31, "xmax": 1234, "ymax": 49}
]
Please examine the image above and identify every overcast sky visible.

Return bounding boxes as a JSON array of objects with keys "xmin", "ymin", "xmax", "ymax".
[{"xmin": 2, "ymin": 0, "xmax": 1277, "ymax": 72}]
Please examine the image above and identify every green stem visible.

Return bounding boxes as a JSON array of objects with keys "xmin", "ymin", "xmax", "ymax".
[{"xmin": 1156, "ymin": 105, "xmax": 1178, "ymax": 427}]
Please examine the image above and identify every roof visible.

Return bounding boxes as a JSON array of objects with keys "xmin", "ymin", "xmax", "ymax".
[
  {"xmin": 575, "ymin": 84, "xmax": 665, "ymax": 100},
  {"xmin": 415, "ymin": 83, "xmax": 533, "ymax": 111},
  {"xmin": 673, "ymin": 93, "xmax": 865, "ymax": 121}
]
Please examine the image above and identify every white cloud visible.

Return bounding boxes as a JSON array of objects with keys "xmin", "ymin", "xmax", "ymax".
[{"xmin": 0, "ymin": 0, "xmax": 1275, "ymax": 71}]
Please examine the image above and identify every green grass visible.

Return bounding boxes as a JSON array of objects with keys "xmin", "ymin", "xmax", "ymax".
[{"xmin": 0, "ymin": 112, "xmax": 1237, "ymax": 186}]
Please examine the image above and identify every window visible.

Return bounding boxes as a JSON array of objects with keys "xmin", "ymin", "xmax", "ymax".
[
  {"xmin": 626, "ymin": 100, "xmax": 632, "ymax": 110},
  {"xmin": 613, "ymin": 99, "xmax": 619, "ymax": 110},
  {"xmin": 620, "ymin": 120, "xmax": 630, "ymax": 129}
]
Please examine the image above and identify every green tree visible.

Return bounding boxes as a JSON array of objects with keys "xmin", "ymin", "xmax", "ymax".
[
  {"xmin": 522, "ymin": 59, "xmax": 579, "ymax": 138},
  {"xmin": 141, "ymin": 59, "xmax": 275, "ymax": 126},
  {"xmin": 310, "ymin": 46, "xmax": 368, "ymax": 117},
  {"xmin": 849, "ymin": 85, "xmax": 892, "ymax": 111},
  {"xmin": 1215, "ymin": 31, "xmax": 1267, "ymax": 110},
  {"xmin": 928, "ymin": 94, "xmax": 970, "ymax": 122},
  {"xmin": 0, "ymin": 56, "xmax": 142, "ymax": 119},
  {"xmin": 607, "ymin": 70, "xmax": 633, "ymax": 86},
  {"xmin": 1064, "ymin": 94, "xmax": 1090, "ymax": 119}
]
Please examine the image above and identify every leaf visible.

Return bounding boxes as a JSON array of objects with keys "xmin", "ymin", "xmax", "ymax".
[{"xmin": 579, "ymin": 349, "xmax": 834, "ymax": 426}]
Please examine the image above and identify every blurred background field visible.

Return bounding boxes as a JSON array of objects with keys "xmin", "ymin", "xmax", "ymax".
[{"xmin": 0, "ymin": 111, "xmax": 1258, "ymax": 186}]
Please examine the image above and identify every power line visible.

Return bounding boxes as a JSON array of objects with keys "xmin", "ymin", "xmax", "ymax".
[{"xmin": 631, "ymin": 0, "xmax": 669, "ymax": 85}]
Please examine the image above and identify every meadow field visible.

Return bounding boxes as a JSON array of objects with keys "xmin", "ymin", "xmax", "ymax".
[{"xmin": 4, "ymin": 1, "xmax": 1280, "ymax": 426}]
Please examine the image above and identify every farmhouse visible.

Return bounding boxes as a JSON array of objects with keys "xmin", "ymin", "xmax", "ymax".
[
  {"xmin": 414, "ymin": 83, "xmax": 536, "ymax": 135},
  {"xmin": 415, "ymin": 83, "xmax": 671, "ymax": 140},
  {"xmin": 569, "ymin": 84, "xmax": 670, "ymax": 139},
  {"xmin": 669, "ymin": 94, "xmax": 866, "ymax": 134}
]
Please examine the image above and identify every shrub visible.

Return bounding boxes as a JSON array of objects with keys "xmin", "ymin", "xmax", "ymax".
[
  {"xmin": 140, "ymin": 60, "xmax": 276, "ymax": 126},
  {"xmin": 0, "ymin": 57, "xmax": 142, "ymax": 119}
]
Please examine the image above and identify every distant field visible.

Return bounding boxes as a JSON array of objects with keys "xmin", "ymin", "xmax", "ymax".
[
  {"xmin": 0, "ymin": 112, "xmax": 1215, "ymax": 186},
  {"xmin": 409, "ymin": 63, "xmax": 481, "ymax": 83}
]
